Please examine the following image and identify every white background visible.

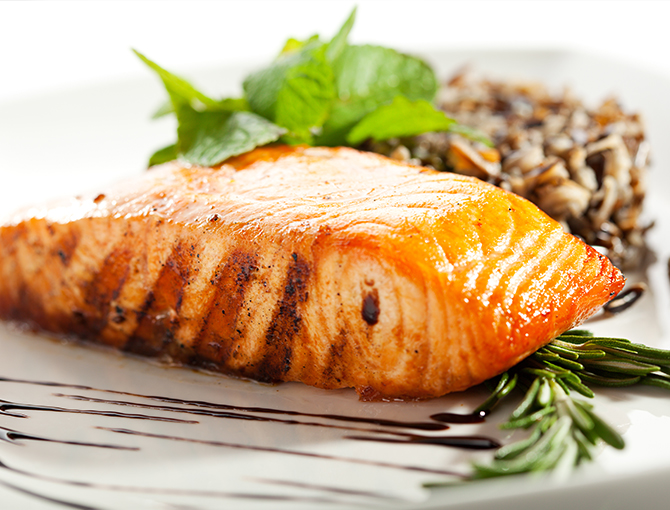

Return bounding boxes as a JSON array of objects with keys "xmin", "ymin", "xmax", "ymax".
[{"xmin": 1, "ymin": 0, "xmax": 670, "ymax": 103}]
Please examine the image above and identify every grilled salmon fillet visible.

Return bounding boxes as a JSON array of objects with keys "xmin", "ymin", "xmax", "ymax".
[{"xmin": 0, "ymin": 146, "xmax": 624, "ymax": 399}]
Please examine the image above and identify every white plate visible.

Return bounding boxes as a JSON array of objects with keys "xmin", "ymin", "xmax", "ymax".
[{"xmin": 1, "ymin": 49, "xmax": 670, "ymax": 510}]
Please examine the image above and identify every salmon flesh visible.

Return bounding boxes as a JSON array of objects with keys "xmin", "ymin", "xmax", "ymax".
[{"xmin": 0, "ymin": 146, "xmax": 624, "ymax": 399}]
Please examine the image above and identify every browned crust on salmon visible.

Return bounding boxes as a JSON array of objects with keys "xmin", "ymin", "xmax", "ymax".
[{"xmin": 0, "ymin": 146, "xmax": 625, "ymax": 398}]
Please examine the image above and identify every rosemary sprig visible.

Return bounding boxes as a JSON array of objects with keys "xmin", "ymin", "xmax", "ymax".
[{"xmin": 470, "ymin": 329, "xmax": 670, "ymax": 478}]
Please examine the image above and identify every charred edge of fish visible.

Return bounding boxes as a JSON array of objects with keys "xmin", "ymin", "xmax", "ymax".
[
  {"xmin": 362, "ymin": 289, "xmax": 380, "ymax": 326},
  {"xmin": 254, "ymin": 253, "xmax": 310, "ymax": 382},
  {"xmin": 124, "ymin": 242, "xmax": 190, "ymax": 357},
  {"xmin": 52, "ymin": 225, "xmax": 80, "ymax": 267},
  {"xmin": 603, "ymin": 283, "xmax": 646, "ymax": 315},
  {"xmin": 3, "ymin": 282, "xmax": 48, "ymax": 333},
  {"xmin": 321, "ymin": 329, "xmax": 348, "ymax": 386},
  {"xmin": 77, "ymin": 248, "xmax": 134, "ymax": 337},
  {"xmin": 189, "ymin": 250, "xmax": 259, "ymax": 366}
]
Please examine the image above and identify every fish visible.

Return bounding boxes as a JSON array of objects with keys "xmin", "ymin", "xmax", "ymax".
[{"xmin": 0, "ymin": 145, "xmax": 624, "ymax": 399}]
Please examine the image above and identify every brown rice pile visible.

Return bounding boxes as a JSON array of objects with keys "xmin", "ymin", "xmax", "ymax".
[{"xmin": 365, "ymin": 71, "xmax": 650, "ymax": 269}]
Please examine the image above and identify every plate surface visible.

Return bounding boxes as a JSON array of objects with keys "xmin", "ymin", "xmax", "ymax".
[{"xmin": 0, "ymin": 49, "xmax": 669, "ymax": 510}]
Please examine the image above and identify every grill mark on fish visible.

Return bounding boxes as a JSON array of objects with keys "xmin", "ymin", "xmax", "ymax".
[
  {"xmin": 69, "ymin": 248, "xmax": 133, "ymax": 338},
  {"xmin": 254, "ymin": 253, "xmax": 310, "ymax": 382},
  {"xmin": 50, "ymin": 223, "xmax": 80, "ymax": 267},
  {"xmin": 2, "ymin": 225, "xmax": 50, "ymax": 330},
  {"xmin": 0, "ymin": 227, "xmax": 21, "ymax": 321},
  {"xmin": 189, "ymin": 250, "xmax": 258, "ymax": 370},
  {"xmin": 124, "ymin": 242, "xmax": 190, "ymax": 357},
  {"xmin": 322, "ymin": 328, "xmax": 349, "ymax": 386},
  {"xmin": 97, "ymin": 220, "xmax": 173, "ymax": 345}
]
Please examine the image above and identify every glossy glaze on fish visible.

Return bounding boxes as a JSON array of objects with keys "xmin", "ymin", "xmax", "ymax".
[{"xmin": 0, "ymin": 146, "xmax": 624, "ymax": 399}]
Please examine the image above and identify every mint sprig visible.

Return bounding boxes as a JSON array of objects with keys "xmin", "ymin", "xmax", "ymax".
[
  {"xmin": 134, "ymin": 50, "xmax": 285, "ymax": 167},
  {"xmin": 136, "ymin": 8, "xmax": 483, "ymax": 167}
]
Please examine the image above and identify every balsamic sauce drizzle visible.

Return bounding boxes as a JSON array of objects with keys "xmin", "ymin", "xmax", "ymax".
[
  {"xmin": 56, "ymin": 393, "xmax": 450, "ymax": 439},
  {"xmin": 97, "ymin": 426, "xmax": 464, "ymax": 477},
  {"xmin": 0, "ymin": 456, "xmax": 352, "ymax": 506},
  {"xmin": 0, "ymin": 398, "xmax": 196, "ymax": 424},
  {"xmin": 0, "ymin": 375, "xmax": 484, "ymax": 428},
  {"xmin": 0, "ymin": 477, "xmax": 102, "ymax": 510},
  {"xmin": 0, "ymin": 425, "xmax": 138, "ymax": 451},
  {"xmin": 250, "ymin": 477, "xmax": 402, "ymax": 502},
  {"xmin": 0, "ymin": 375, "xmax": 500, "ymax": 508},
  {"xmin": 347, "ymin": 434, "xmax": 501, "ymax": 450},
  {"xmin": 431, "ymin": 410, "xmax": 488, "ymax": 424}
]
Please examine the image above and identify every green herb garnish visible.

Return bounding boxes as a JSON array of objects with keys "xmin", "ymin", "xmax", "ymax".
[
  {"xmin": 136, "ymin": 8, "xmax": 480, "ymax": 167},
  {"xmin": 456, "ymin": 330, "xmax": 670, "ymax": 479}
]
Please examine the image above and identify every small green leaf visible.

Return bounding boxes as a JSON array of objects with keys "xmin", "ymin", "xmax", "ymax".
[
  {"xmin": 555, "ymin": 376, "xmax": 572, "ymax": 395},
  {"xmin": 579, "ymin": 372, "xmax": 642, "ymax": 387},
  {"xmin": 325, "ymin": 7, "xmax": 356, "ymax": 63},
  {"xmin": 178, "ymin": 109, "xmax": 286, "ymax": 167},
  {"xmin": 474, "ymin": 372, "xmax": 516, "ymax": 413},
  {"xmin": 275, "ymin": 48, "xmax": 335, "ymax": 143},
  {"xmin": 536, "ymin": 378, "xmax": 553, "ymax": 406},
  {"xmin": 151, "ymin": 93, "xmax": 248, "ymax": 121},
  {"xmin": 544, "ymin": 343, "xmax": 581, "ymax": 361},
  {"xmin": 583, "ymin": 358, "xmax": 660, "ymax": 376},
  {"xmin": 347, "ymin": 96, "xmax": 456, "ymax": 145},
  {"xmin": 522, "ymin": 367, "xmax": 556, "ymax": 380},
  {"xmin": 316, "ymin": 44, "xmax": 437, "ymax": 146},
  {"xmin": 152, "ymin": 100, "xmax": 174, "ymax": 120},
  {"xmin": 510, "ymin": 378, "xmax": 541, "ymax": 420},
  {"xmin": 641, "ymin": 373, "xmax": 670, "ymax": 390},
  {"xmin": 574, "ymin": 400, "xmax": 625, "ymax": 449},
  {"xmin": 501, "ymin": 406, "xmax": 555, "ymax": 430},
  {"xmin": 148, "ymin": 143, "xmax": 178, "ymax": 167},
  {"xmin": 134, "ymin": 50, "xmax": 223, "ymax": 111},
  {"xmin": 279, "ymin": 35, "xmax": 320, "ymax": 57},
  {"xmin": 562, "ymin": 376, "xmax": 595, "ymax": 398},
  {"xmin": 494, "ymin": 425, "xmax": 543, "ymax": 460},
  {"xmin": 243, "ymin": 43, "xmax": 335, "ymax": 143}
]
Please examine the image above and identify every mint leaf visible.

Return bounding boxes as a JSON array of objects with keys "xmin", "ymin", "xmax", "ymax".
[
  {"xmin": 279, "ymin": 35, "xmax": 320, "ymax": 57},
  {"xmin": 275, "ymin": 47, "xmax": 335, "ymax": 143},
  {"xmin": 134, "ymin": 50, "xmax": 223, "ymax": 111},
  {"xmin": 148, "ymin": 143, "xmax": 178, "ymax": 166},
  {"xmin": 325, "ymin": 7, "xmax": 356, "ymax": 63},
  {"xmin": 151, "ymin": 97, "xmax": 249, "ymax": 120},
  {"xmin": 347, "ymin": 96, "xmax": 455, "ymax": 145},
  {"xmin": 178, "ymin": 109, "xmax": 286, "ymax": 167},
  {"xmin": 316, "ymin": 44, "xmax": 438, "ymax": 146},
  {"xmin": 243, "ymin": 44, "xmax": 335, "ymax": 143},
  {"xmin": 152, "ymin": 100, "xmax": 174, "ymax": 120},
  {"xmin": 135, "ymin": 50, "xmax": 249, "ymax": 114}
]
